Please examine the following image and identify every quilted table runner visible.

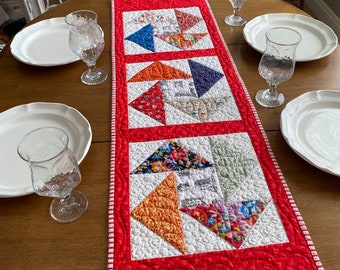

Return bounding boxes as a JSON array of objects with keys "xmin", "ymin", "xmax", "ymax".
[{"xmin": 108, "ymin": 0, "xmax": 322, "ymax": 269}]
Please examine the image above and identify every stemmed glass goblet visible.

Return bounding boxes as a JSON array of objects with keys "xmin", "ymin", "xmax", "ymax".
[
  {"xmin": 224, "ymin": 0, "xmax": 248, "ymax": 26},
  {"xmin": 65, "ymin": 10, "xmax": 107, "ymax": 85},
  {"xmin": 17, "ymin": 127, "xmax": 88, "ymax": 223},
  {"xmin": 256, "ymin": 27, "xmax": 301, "ymax": 108}
]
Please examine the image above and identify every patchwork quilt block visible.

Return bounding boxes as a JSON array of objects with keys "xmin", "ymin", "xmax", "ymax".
[
  {"xmin": 127, "ymin": 56, "xmax": 240, "ymax": 128},
  {"xmin": 123, "ymin": 7, "xmax": 214, "ymax": 54},
  {"xmin": 129, "ymin": 133, "xmax": 288, "ymax": 259},
  {"xmin": 109, "ymin": 0, "xmax": 322, "ymax": 269}
]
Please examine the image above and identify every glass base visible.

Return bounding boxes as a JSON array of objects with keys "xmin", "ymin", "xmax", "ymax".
[
  {"xmin": 224, "ymin": 14, "xmax": 246, "ymax": 26},
  {"xmin": 255, "ymin": 89, "xmax": 284, "ymax": 108},
  {"xmin": 50, "ymin": 190, "xmax": 88, "ymax": 223},
  {"xmin": 81, "ymin": 68, "xmax": 108, "ymax": 85}
]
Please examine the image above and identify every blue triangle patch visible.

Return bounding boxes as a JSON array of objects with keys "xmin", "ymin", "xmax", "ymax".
[
  {"xmin": 188, "ymin": 59, "xmax": 224, "ymax": 98},
  {"xmin": 125, "ymin": 24, "xmax": 155, "ymax": 52}
]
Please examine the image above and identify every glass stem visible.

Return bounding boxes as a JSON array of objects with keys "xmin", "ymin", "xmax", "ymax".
[
  {"xmin": 269, "ymin": 84, "xmax": 277, "ymax": 94},
  {"xmin": 233, "ymin": 8, "xmax": 241, "ymax": 17},
  {"xmin": 88, "ymin": 64, "xmax": 96, "ymax": 72},
  {"xmin": 60, "ymin": 193, "xmax": 70, "ymax": 204},
  {"xmin": 269, "ymin": 84, "xmax": 276, "ymax": 94},
  {"xmin": 61, "ymin": 192, "xmax": 80, "ymax": 207}
]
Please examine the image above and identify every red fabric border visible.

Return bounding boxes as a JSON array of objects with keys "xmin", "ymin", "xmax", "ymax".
[{"xmin": 109, "ymin": 0, "xmax": 322, "ymax": 269}]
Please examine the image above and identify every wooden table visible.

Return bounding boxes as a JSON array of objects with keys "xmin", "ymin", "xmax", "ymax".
[{"xmin": 1, "ymin": 0, "xmax": 339, "ymax": 269}]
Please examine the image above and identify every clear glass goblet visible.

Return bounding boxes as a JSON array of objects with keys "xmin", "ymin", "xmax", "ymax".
[
  {"xmin": 17, "ymin": 127, "xmax": 88, "ymax": 223},
  {"xmin": 65, "ymin": 10, "xmax": 107, "ymax": 85},
  {"xmin": 224, "ymin": 0, "xmax": 248, "ymax": 26},
  {"xmin": 256, "ymin": 27, "xmax": 301, "ymax": 108}
]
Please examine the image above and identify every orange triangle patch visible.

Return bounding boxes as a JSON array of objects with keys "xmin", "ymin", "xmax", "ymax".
[
  {"xmin": 131, "ymin": 172, "xmax": 186, "ymax": 254},
  {"xmin": 128, "ymin": 61, "xmax": 192, "ymax": 82},
  {"xmin": 156, "ymin": 33, "xmax": 208, "ymax": 49}
]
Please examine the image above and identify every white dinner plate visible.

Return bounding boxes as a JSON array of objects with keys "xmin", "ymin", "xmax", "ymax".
[
  {"xmin": 243, "ymin": 13, "xmax": 338, "ymax": 62},
  {"xmin": 0, "ymin": 103, "xmax": 92, "ymax": 198},
  {"xmin": 10, "ymin": 17, "xmax": 79, "ymax": 66},
  {"xmin": 280, "ymin": 90, "xmax": 340, "ymax": 176}
]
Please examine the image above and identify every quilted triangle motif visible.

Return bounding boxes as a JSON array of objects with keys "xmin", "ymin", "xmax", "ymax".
[
  {"xmin": 188, "ymin": 59, "xmax": 224, "ymax": 98},
  {"xmin": 125, "ymin": 24, "xmax": 155, "ymax": 52},
  {"xmin": 131, "ymin": 172, "xmax": 186, "ymax": 254},
  {"xmin": 129, "ymin": 81, "xmax": 166, "ymax": 125},
  {"xmin": 174, "ymin": 9, "xmax": 203, "ymax": 32},
  {"xmin": 155, "ymin": 33, "xmax": 208, "ymax": 49},
  {"xmin": 209, "ymin": 138, "xmax": 258, "ymax": 201},
  {"xmin": 131, "ymin": 140, "xmax": 214, "ymax": 174},
  {"xmin": 128, "ymin": 61, "xmax": 192, "ymax": 82},
  {"xmin": 181, "ymin": 200, "xmax": 269, "ymax": 248},
  {"xmin": 166, "ymin": 96, "xmax": 228, "ymax": 121}
]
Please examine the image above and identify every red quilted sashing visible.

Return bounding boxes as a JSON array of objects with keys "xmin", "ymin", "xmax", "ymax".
[{"xmin": 109, "ymin": 0, "xmax": 322, "ymax": 269}]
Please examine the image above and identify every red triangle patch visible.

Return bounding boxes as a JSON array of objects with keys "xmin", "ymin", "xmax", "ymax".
[
  {"xmin": 175, "ymin": 9, "xmax": 203, "ymax": 32},
  {"xmin": 129, "ymin": 81, "xmax": 166, "ymax": 125}
]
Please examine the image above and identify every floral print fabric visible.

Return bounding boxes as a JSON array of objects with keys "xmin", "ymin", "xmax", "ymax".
[
  {"xmin": 181, "ymin": 200, "xmax": 269, "ymax": 248},
  {"xmin": 131, "ymin": 140, "xmax": 214, "ymax": 174}
]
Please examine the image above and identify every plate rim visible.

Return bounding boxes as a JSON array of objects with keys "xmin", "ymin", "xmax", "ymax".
[
  {"xmin": 243, "ymin": 13, "xmax": 338, "ymax": 62},
  {"xmin": 10, "ymin": 17, "xmax": 79, "ymax": 66},
  {"xmin": 280, "ymin": 89, "xmax": 340, "ymax": 176},
  {"xmin": 0, "ymin": 102, "xmax": 92, "ymax": 198}
]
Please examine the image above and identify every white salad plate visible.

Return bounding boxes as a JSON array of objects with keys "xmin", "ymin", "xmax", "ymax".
[
  {"xmin": 243, "ymin": 13, "xmax": 338, "ymax": 62},
  {"xmin": 10, "ymin": 17, "xmax": 79, "ymax": 66},
  {"xmin": 280, "ymin": 90, "xmax": 340, "ymax": 176},
  {"xmin": 0, "ymin": 103, "xmax": 92, "ymax": 198}
]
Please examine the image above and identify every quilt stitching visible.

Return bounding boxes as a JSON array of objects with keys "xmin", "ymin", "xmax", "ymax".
[
  {"xmin": 127, "ymin": 56, "xmax": 240, "ymax": 128},
  {"xmin": 109, "ymin": 1, "xmax": 323, "ymax": 269},
  {"xmin": 129, "ymin": 133, "xmax": 286, "ymax": 259},
  {"xmin": 123, "ymin": 7, "xmax": 213, "ymax": 54}
]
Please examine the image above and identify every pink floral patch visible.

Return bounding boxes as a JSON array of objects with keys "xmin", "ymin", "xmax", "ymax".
[{"xmin": 181, "ymin": 200, "xmax": 269, "ymax": 248}]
